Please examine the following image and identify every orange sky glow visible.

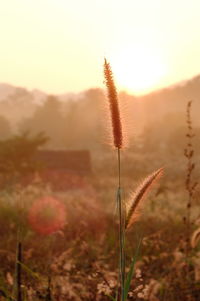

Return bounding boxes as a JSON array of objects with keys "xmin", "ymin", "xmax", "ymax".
[{"xmin": 0, "ymin": 0, "xmax": 200, "ymax": 95}]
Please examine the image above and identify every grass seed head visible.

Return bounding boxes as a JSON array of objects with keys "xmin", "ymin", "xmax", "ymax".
[
  {"xmin": 103, "ymin": 58, "xmax": 123, "ymax": 149},
  {"xmin": 125, "ymin": 168, "xmax": 163, "ymax": 230}
]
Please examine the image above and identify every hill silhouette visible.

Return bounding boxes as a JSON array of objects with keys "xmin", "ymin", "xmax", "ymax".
[{"xmin": 0, "ymin": 74, "xmax": 199, "ymax": 150}]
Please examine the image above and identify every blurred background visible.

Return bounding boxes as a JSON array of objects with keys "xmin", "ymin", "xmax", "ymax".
[{"xmin": 0, "ymin": 1, "xmax": 200, "ymax": 300}]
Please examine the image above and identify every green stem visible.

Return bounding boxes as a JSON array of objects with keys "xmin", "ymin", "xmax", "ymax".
[
  {"xmin": 118, "ymin": 148, "xmax": 121, "ymax": 188},
  {"xmin": 117, "ymin": 148, "xmax": 125, "ymax": 301}
]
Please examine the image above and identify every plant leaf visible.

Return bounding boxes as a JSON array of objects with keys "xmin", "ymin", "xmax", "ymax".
[
  {"xmin": 105, "ymin": 294, "xmax": 118, "ymax": 301},
  {"xmin": 124, "ymin": 238, "xmax": 142, "ymax": 301},
  {"xmin": 17, "ymin": 261, "xmax": 40, "ymax": 279}
]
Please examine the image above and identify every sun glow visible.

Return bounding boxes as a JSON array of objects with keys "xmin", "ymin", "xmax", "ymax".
[{"xmin": 110, "ymin": 45, "xmax": 167, "ymax": 95}]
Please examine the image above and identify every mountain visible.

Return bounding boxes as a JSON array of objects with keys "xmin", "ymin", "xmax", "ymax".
[
  {"xmin": 0, "ymin": 85, "xmax": 46, "ymax": 125},
  {"xmin": 138, "ymin": 74, "xmax": 200, "ymax": 127},
  {"xmin": 0, "ymin": 84, "xmax": 47, "ymax": 103},
  {"xmin": 0, "ymin": 74, "xmax": 200, "ymax": 131},
  {"xmin": 0, "ymin": 83, "xmax": 17, "ymax": 100}
]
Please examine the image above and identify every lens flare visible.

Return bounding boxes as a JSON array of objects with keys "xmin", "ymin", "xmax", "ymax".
[{"xmin": 28, "ymin": 196, "xmax": 66, "ymax": 235}]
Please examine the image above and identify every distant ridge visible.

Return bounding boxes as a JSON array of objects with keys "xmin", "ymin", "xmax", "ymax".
[
  {"xmin": 1, "ymin": 73, "xmax": 200, "ymax": 101},
  {"xmin": 139, "ymin": 74, "xmax": 200, "ymax": 97},
  {"xmin": 137, "ymin": 74, "xmax": 200, "ymax": 127},
  {"xmin": 0, "ymin": 74, "xmax": 199, "ymax": 128},
  {"xmin": 0, "ymin": 83, "xmax": 46, "ymax": 103},
  {"xmin": 0, "ymin": 83, "xmax": 80, "ymax": 103}
]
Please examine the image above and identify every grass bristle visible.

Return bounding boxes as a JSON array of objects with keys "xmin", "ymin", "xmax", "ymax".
[
  {"xmin": 103, "ymin": 58, "xmax": 123, "ymax": 149},
  {"xmin": 125, "ymin": 168, "xmax": 163, "ymax": 230}
]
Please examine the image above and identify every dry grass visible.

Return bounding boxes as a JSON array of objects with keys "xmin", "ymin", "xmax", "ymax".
[
  {"xmin": 0, "ymin": 162, "xmax": 199, "ymax": 300},
  {"xmin": 0, "ymin": 75, "xmax": 200, "ymax": 300}
]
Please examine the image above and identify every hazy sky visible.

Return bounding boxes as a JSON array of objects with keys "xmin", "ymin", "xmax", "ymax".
[{"xmin": 0, "ymin": 0, "xmax": 200, "ymax": 95}]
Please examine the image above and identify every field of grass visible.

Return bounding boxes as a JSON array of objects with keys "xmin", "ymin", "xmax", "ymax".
[
  {"xmin": 0, "ymin": 63, "xmax": 200, "ymax": 301},
  {"xmin": 0, "ymin": 147, "xmax": 200, "ymax": 301}
]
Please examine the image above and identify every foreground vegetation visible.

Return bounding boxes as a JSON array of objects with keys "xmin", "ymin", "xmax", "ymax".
[
  {"xmin": 0, "ymin": 155, "xmax": 200, "ymax": 301},
  {"xmin": 0, "ymin": 142, "xmax": 199, "ymax": 300},
  {"xmin": 0, "ymin": 65, "xmax": 200, "ymax": 300}
]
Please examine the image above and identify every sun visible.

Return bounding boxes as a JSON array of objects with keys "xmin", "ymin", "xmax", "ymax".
[{"xmin": 110, "ymin": 45, "xmax": 166, "ymax": 95}]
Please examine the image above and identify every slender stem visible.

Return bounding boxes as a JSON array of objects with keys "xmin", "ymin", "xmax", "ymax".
[
  {"xmin": 16, "ymin": 230, "xmax": 22, "ymax": 301},
  {"xmin": 118, "ymin": 148, "xmax": 121, "ymax": 188},
  {"xmin": 185, "ymin": 101, "xmax": 194, "ymax": 275},
  {"xmin": 117, "ymin": 148, "xmax": 125, "ymax": 301},
  {"xmin": 15, "ymin": 199, "xmax": 23, "ymax": 301}
]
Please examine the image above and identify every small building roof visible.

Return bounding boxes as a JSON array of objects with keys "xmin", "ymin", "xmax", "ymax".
[{"xmin": 35, "ymin": 150, "xmax": 91, "ymax": 174}]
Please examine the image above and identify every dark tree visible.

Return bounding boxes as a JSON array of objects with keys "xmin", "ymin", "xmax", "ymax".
[
  {"xmin": 0, "ymin": 131, "xmax": 48, "ymax": 177},
  {"xmin": 19, "ymin": 95, "xmax": 65, "ymax": 149}
]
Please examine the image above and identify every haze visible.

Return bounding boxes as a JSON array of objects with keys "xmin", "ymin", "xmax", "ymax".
[{"xmin": 0, "ymin": 0, "xmax": 200, "ymax": 95}]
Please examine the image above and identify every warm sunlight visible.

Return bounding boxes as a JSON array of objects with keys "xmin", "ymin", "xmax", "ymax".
[
  {"xmin": 0, "ymin": 1, "xmax": 200, "ymax": 93},
  {"xmin": 110, "ymin": 45, "xmax": 167, "ymax": 95}
]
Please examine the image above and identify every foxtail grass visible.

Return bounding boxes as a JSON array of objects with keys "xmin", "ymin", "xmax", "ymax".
[
  {"xmin": 104, "ymin": 58, "xmax": 125, "ymax": 300},
  {"xmin": 103, "ymin": 58, "xmax": 163, "ymax": 301},
  {"xmin": 125, "ymin": 168, "xmax": 163, "ymax": 230},
  {"xmin": 104, "ymin": 58, "xmax": 123, "ymax": 150}
]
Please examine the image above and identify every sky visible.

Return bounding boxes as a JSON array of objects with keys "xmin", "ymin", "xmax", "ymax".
[{"xmin": 0, "ymin": 0, "xmax": 200, "ymax": 95}]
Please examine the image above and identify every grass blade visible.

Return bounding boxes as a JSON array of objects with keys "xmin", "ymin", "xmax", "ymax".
[
  {"xmin": 105, "ymin": 294, "xmax": 118, "ymax": 301},
  {"xmin": 124, "ymin": 238, "xmax": 142, "ymax": 300},
  {"xmin": 16, "ymin": 261, "xmax": 40, "ymax": 280}
]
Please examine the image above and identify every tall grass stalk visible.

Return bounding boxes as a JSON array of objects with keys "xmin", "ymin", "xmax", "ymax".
[
  {"xmin": 104, "ymin": 59, "xmax": 125, "ymax": 301},
  {"xmin": 104, "ymin": 58, "xmax": 163, "ymax": 300},
  {"xmin": 184, "ymin": 101, "xmax": 197, "ymax": 271}
]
